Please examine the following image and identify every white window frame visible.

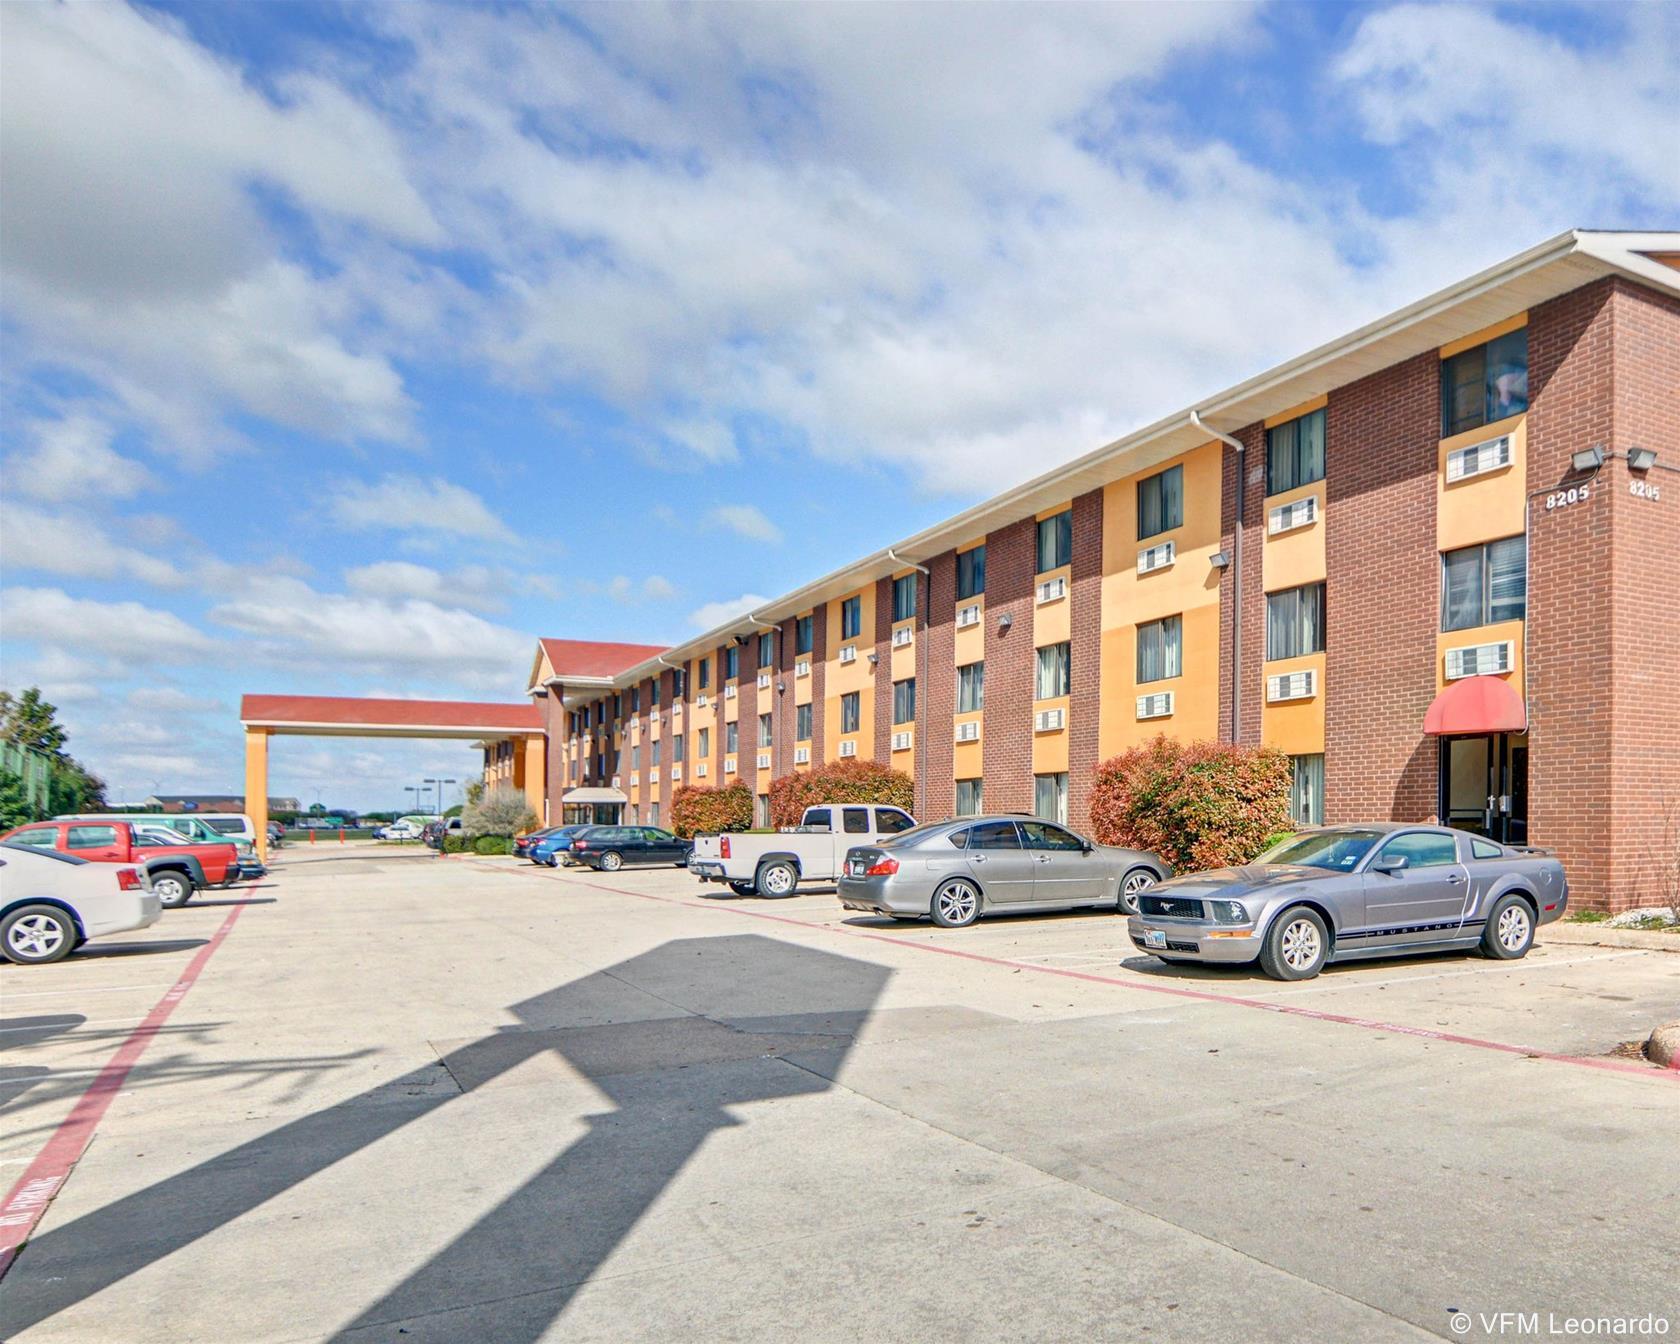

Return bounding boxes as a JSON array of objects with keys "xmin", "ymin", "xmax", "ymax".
[{"xmin": 1136, "ymin": 691, "xmax": 1175, "ymax": 720}]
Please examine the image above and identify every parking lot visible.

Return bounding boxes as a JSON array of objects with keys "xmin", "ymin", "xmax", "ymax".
[{"xmin": 2, "ymin": 844, "xmax": 1675, "ymax": 1343}]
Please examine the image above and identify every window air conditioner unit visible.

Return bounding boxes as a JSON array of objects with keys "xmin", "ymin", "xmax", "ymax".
[
  {"xmin": 955, "ymin": 720, "xmax": 980, "ymax": 743},
  {"xmin": 756, "ymin": 752, "xmax": 771, "ymax": 770},
  {"xmin": 1137, "ymin": 540, "xmax": 1176, "ymax": 574},
  {"xmin": 695, "ymin": 762, "xmax": 708, "ymax": 778},
  {"xmin": 794, "ymin": 746, "xmax": 810, "ymax": 765},
  {"xmin": 1136, "ymin": 692, "xmax": 1174, "ymax": 720},
  {"xmin": 1036, "ymin": 577, "xmax": 1067, "ymax": 604},
  {"xmin": 1445, "ymin": 641, "xmax": 1514, "ymax": 680},
  {"xmin": 795, "ymin": 658, "xmax": 811, "ymax": 677},
  {"xmin": 725, "ymin": 683, "xmax": 737, "ymax": 699},
  {"xmin": 610, "ymin": 775, "xmax": 621, "ymax": 788},
  {"xmin": 1446, "ymin": 434, "xmax": 1513, "ymax": 483},
  {"xmin": 724, "ymin": 757, "xmax": 737, "ymax": 774},
  {"xmin": 956, "ymin": 603, "xmax": 981, "ymax": 629},
  {"xmin": 1266, "ymin": 669, "xmax": 1317, "ymax": 702},
  {"xmin": 757, "ymin": 672, "xmax": 771, "ymax": 690},
  {"xmin": 891, "ymin": 730, "xmax": 913, "ymax": 751},
  {"xmin": 838, "ymin": 645, "xmax": 857, "ymax": 665},
  {"xmin": 892, "ymin": 626, "xmax": 913, "ymax": 648},
  {"xmin": 628, "ymin": 772, "xmax": 638, "ymax": 787},
  {"xmin": 1267, "ymin": 495, "xmax": 1319, "ymax": 535},
  {"xmin": 1034, "ymin": 708, "xmax": 1065, "ymax": 732},
  {"xmin": 838, "ymin": 740, "xmax": 858, "ymax": 758},
  {"xmin": 695, "ymin": 694, "xmax": 708, "ymax": 708},
  {"xmin": 670, "ymin": 766, "xmax": 682, "ymax": 781}
]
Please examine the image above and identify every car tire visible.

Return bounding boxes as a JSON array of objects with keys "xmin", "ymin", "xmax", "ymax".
[
  {"xmin": 1118, "ymin": 866, "xmax": 1158, "ymax": 914},
  {"xmin": 598, "ymin": 851, "xmax": 624, "ymax": 873},
  {"xmin": 930, "ymin": 878, "xmax": 981, "ymax": 928},
  {"xmin": 1259, "ymin": 905, "xmax": 1329, "ymax": 981},
  {"xmin": 1481, "ymin": 893, "xmax": 1535, "ymax": 960},
  {"xmin": 151, "ymin": 870, "xmax": 195, "ymax": 909},
  {"xmin": 2, "ymin": 904, "xmax": 78, "ymax": 965},
  {"xmin": 728, "ymin": 880, "xmax": 758, "ymax": 896},
  {"xmin": 756, "ymin": 861, "xmax": 798, "ymax": 898}
]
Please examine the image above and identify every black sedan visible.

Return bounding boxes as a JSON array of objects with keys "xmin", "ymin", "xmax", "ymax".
[{"xmin": 569, "ymin": 826, "xmax": 692, "ymax": 872}]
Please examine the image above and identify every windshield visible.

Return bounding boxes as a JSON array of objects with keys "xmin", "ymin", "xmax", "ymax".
[
  {"xmin": 205, "ymin": 819, "xmax": 247, "ymax": 834},
  {"xmin": 1259, "ymin": 830, "xmax": 1384, "ymax": 872}
]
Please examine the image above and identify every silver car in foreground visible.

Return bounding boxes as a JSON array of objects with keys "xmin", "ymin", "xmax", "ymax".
[
  {"xmin": 837, "ymin": 816, "xmax": 1169, "ymax": 927},
  {"xmin": 1127, "ymin": 824, "xmax": 1569, "ymax": 981}
]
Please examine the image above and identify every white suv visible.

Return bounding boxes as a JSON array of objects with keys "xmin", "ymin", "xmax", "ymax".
[{"xmin": 1, "ymin": 844, "xmax": 163, "ymax": 965}]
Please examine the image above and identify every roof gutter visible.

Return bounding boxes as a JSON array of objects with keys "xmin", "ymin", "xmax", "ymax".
[
  {"xmin": 886, "ymin": 547, "xmax": 930, "ymax": 576},
  {"xmin": 1190, "ymin": 409, "xmax": 1248, "ymax": 744}
]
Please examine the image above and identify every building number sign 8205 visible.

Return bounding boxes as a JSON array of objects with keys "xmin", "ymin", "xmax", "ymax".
[
  {"xmin": 1544, "ymin": 484, "xmax": 1589, "ymax": 511},
  {"xmin": 1629, "ymin": 479, "xmax": 1661, "ymax": 501}
]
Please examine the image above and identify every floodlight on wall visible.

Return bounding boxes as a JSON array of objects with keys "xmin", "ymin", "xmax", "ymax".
[
  {"xmin": 1210, "ymin": 551, "xmax": 1231, "ymax": 569},
  {"xmin": 1571, "ymin": 444, "xmax": 1606, "ymax": 472},
  {"xmin": 1627, "ymin": 446, "xmax": 1657, "ymax": 472},
  {"xmin": 997, "ymin": 612, "xmax": 1013, "ymax": 631},
  {"xmin": 866, "ymin": 651, "xmax": 879, "ymax": 665}
]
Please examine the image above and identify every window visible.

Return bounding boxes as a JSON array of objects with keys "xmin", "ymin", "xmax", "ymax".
[
  {"xmin": 755, "ymin": 794, "xmax": 772, "ymax": 828},
  {"xmin": 1021, "ymin": 820, "xmax": 1083, "ymax": 851},
  {"xmin": 697, "ymin": 727, "xmax": 709, "ymax": 758},
  {"xmin": 796, "ymin": 614, "xmax": 814, "ymax": 655},
  {"xmin": 1137, "ymin": 464, "xmax": 1183, "ymax": 539},
  {"xmin": 724, "ymin": 646, "xmax": 739, "ymax": 680},
  {"xmin": 698, "ymin": 659, "xmax": 710, "ymax": 690},
  {"xmin": 651, "ymin": 740, "xmax": 662, "ymax": 765},
  {"xmin": 893, "ymin": 574, "xmax": 918, "ymax": 622},
  {"xmin": 670, "ymin": 734, "xmax": 684, "ymax": 763},
  {"xmin": 758, "ymin": 631, "xmax": 774, "ymax": 666},
  {"xmin": 1376, "ymin": 831, "xmax": 1458, "ymax": 868},
  {"xmin": 967, "ymin": 820, "xmax": 1021, "ymax": 850},
  {"xmin": 630, "ymin": 688, "xmax": 640, "ymax": 713},
  {"xmin": 630, "ymin": 743, "xmax": 640, "ymax": 769},
  {"xmin": 843, "ymin": 807, "xmax": 871, "ymax": 834},
  {"xmin": 893, "ymin": 678, "xmax": 916, "ymax": 725},
  {"xmin": 758, "ymin": 713, "xmax": 773, "ymax": 748},
  {"xmin": 1471, "ymin": 837, "xmax": 1503, "ymax": 859},
  {"xmin": 648, "ymin": 803, "xmax": 659, "ymax": 826},
  {"xmin": 672, "ymin": 669, "xmax": 687, "ymax": 699},
  {"xmin": 841, "ymin": 596, "xmax": 862, "ymax": 640},
  {"xmin": 840, "ymin": 692, "xmax": 861, "ymax": 734},
  {"xmin": 956, "ymin": 661, "xmax": 984, "ymax": 713},
  {"xmin": 1266, "ymin": 407, "xmax": 1326, "ymax": 496},
  {"xmin": 1266, "ymin": 582, "xmax": 1326, "ymax": 660},
  {"xmin": 796, "ymin": 703, "xmax": 813, "ymax": 741},
  {"xmin": 1036, "ymin": 510, "xmax": 1072, "ymax": 572},
  {"xmin": 876, "ymin": 810, "xmax": 915, "ymax": 834},
  {"xmin": 955, "ymin": 778, "xmax": 983, "ymax": 816},
  {"xmin": 957, "ymin": 546, "xmax": 986, "ymax": 599},
  {"xmin": 1441, "ymin": 535, "xmax": 1527, "ymax": 631},
  {"xmin": 725, "ymin": 722, "xmax": 738, "ymax": 754},
  {"xmin": 1034, "ymin": 772, "xmax": 1068, "ymax": 824},
  {"xmin": 1136, "ymin": 615, "xmax": 1182, "ymax": 683},
  {"xmin": 1290, "ymin": 755, "xmax": 1324, "ymax": 826},
  {"xmin": 1442, "ymin": 327, "xmax": 1528, "ymax": 437},
  {"xmin": 651, "ymin": 679, "xmax": 661, "ymax": 707},
  {"xmin": 1035, "ymin": 642, "xmax": 1070, "ymax": 700},
  {"xmin": 805, "ymin": 807, "xmax": 832, "ymax": 831},
  {"xmin": 7, "ymin": 827, "xmax": 57, "ymax": 848}
]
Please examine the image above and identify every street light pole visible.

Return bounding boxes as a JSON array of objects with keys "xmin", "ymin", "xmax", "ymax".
[{"xmin": 438, "ymin": 777, "xmax": 458, "ymax": 816}]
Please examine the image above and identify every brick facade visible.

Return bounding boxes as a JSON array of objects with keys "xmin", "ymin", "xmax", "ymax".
[
  {"xmin": 1067, "ymin": 489, "xmax": 1104, "ymax": 826},
  {"xmin": 873, "ymin": 576, "xmax": 895, "ymax": 762},
  {"xmin": 920, "ymin": 549, "xmax": 958, "ymax": 820},
  {"xmin": 982, "ymin": 516, "xmax": 1036, "ymax": 813}
]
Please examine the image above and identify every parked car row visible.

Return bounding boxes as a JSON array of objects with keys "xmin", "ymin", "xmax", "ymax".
[{"xmin": 520, "ymin": 823, "xmax": 692, "ymax": 872}]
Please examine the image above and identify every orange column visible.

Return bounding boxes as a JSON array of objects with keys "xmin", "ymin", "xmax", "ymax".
[{"xmin": 244, "ymin": 728, "xmax": 270, "ymax": 861}]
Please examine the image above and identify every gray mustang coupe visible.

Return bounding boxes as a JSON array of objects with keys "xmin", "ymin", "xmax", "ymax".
[
  {"xmin": 1127, "ymin": 824, "xmax": 1569, "ymax": 980},
  {"xmin": 838, "ymin": 815, "xmax": 1169, "ymax": 927}
]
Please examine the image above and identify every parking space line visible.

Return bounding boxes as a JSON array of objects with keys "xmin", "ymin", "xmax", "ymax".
[
  {"xmin": 574, "ymin": 879, "xmax": 1678, "ymax": 1082},
  {"xmin": 0, "ymin": 903, "xmax": 249, "ymax": 1279},
  {"xmin": 0, "ymin": 983, "xmax": 180, "ymax": 999},
  {"xmin": 1246, "ymin": 949, "xmax": 1654, "ymax": 999}
]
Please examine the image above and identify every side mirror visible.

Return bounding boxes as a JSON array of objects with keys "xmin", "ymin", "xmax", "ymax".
[
  {"xmin": 1081, "ymin": 841, "xmax": 1094, "ymax": 854},
  {"xmin": 1371, "ymin": 853, "xmax": 1409, "ymax": 875}
]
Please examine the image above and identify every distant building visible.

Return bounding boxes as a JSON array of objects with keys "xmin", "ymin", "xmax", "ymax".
[{"xmin": 143, "ymin": 794, "xmax": 301, "ymax": 814}]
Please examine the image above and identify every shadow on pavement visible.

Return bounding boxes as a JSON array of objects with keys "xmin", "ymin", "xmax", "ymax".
[
  {"xmin": 184, "ymin": 897, "xmax": 278, "ymax": 907},
  {"xmin": 71, "ymin": 939, "xmax": 209, "ymax": 960},
  {"xmin": 0, "ymin": 934, "xmax": 891, "ymax": 1343}
]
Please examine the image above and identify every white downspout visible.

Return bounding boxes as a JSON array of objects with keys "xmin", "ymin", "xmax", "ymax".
[{"xmin": 1190, "ymin": 409, "xmax": 1246, "ymax": 744}]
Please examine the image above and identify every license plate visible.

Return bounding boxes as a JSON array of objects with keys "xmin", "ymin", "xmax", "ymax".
[
  {"xmin": 1144, "ymin": 929, "xmax": 1168, "ymax": 949},
  {"xmin": 848, "ymin": 861, "xmax": 864, "ymax": 877}
]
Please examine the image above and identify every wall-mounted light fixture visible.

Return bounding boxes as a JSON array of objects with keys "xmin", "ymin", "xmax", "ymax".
[
  {"xmin": 1627, "ymin": 446, "xmax": 1658, "ymax": 472},
  {"xmin": 997, "ymin": 612, "xmax": 1013, "ymax": 631},
  {"xmin": 1571, "ymin": 444, "xmax": 1606, "ymax": 472},
  {"xmin": 866, "ymin": 651, "xmax": 879, "ymax": 665},
  {"xmin": 1210, "ymin": 551, "xmax": 1231, "ymax": 569}
]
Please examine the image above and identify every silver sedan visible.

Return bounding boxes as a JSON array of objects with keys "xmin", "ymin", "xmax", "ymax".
[{"xmin": 837, "ymin": 816, "xmax": 1169, "ymax": 928}]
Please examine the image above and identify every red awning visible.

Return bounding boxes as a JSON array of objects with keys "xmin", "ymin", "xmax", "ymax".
[{"xmin": 1423, "ymin": 676, "xmax": 1527, "ymax": 736}]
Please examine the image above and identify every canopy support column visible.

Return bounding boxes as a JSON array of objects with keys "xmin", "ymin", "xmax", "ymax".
[{"xmin": 245, "ymin": 728, "xmax": 270, "ymax": 860}]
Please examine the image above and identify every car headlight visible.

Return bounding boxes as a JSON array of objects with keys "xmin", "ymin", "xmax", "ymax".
[{"xmin": 1211, "ymin": 900, "xmax": 1249, "ymax": 925}]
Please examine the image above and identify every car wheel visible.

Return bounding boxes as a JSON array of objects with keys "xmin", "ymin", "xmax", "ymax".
[
  {"xmin": 151, "ymin": 871, "xmax": 195, "ymax": 908},
  {"xmin": 728, "ymin": 880, "xmax": 758, "ymax": 897},
  {"xmin": 2, "ymin": 905, "xmax": 77, "ymax": 965},
  {"xmin": 757, "ymin": 861, "xmax": 798, "ymax": 898},
  {"xmin": 598, "ymin": 851, "xmax": 624, "ymax": 873},
  {"xmin": 1481, "ymin": 893, "xmax": 1535, "ymax": 960},
  {"xmin": 930, "ymin": 878, "xmax": 981, "ymax": 928},
  {"xmin": 1259, "ymin": 905, "xmax": 1329, "ymax": 981},
  {"xmin": 1118, "ymin": 866, "xmax": 1157, "ymax": 914}
]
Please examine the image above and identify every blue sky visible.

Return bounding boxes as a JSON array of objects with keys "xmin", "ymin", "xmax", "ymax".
[{"xmin": 1, "ymin": 1, "xmax": 1675, "ymax": 811}]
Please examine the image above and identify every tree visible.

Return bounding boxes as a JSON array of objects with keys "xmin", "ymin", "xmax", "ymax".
[
  {"xmin": 0, "ymin": 688, "xmax": 68, "ymax": 755},
  {"xmin": 1088, "ymin": 735, "xmax": 1294, "ymax": 872},
  {"xmin": 0, "ymin": 769, "xmax": 33, "ymax": 831},
  {"xmin": 669, "ymin": 781, "xmax": 753, "ymax": 838},
  {"xmin": 463, "ymin": 785, "xmax": 538, "ymax": 838},
  {"xmin": 767, "ymin": 758, "xmax": 915, "ymax": 829}
]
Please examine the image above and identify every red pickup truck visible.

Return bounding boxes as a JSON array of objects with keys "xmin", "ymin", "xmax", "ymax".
[{"xmin": 0, "ymin": 820, "xmax": 238, "ymax": 908}]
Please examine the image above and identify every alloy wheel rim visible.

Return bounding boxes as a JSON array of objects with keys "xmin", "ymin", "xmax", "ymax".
[
  {"xmin": 1124, "ymin": 872, "xmax": 1155, "ymax": 895},
  {"xmin": 1498, "ymin": 905, "xmax": 1530, "ymax": 951},
  {"xmin": 157, "ymin": 877, "xmax": 184, "ymax": 899},
  {"xmin": 764, "ymin": 866, "xmax": 793, "ymax": 894},
  {"xmin": 9, "ymin": 915, "xmax": 66, "ymax": 958},
  {"xmin": 937, "ymin": 883, "xmax": 976, "ymax": 923},
  {"xmin": 1281, "ymin": 918, "xmax": 1320, "ymax": 970}
]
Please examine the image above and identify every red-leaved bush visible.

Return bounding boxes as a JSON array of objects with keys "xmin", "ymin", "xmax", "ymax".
[
  {"xmin": 1088, "ymin": 735, "xmax": 1294, "ymax": 873},
  {"xmin": 668, "ymin": 782, "xmax": 753, "ymax": 839},
  {"xmin": 768, "ymin": 758, "xmax": 915, "ymax": 829}
]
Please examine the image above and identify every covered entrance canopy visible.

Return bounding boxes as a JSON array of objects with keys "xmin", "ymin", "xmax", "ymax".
[
  {"xmin": 1423, "ymin": 675, "xmax": 1527, "ymax": 736},
  {"xmin": 1424, "ymin": 677, "xmax": 1529, "ymax": 845},
  {"xmin": 560, "ymin": 786, "xmax": 629, "ymax": 826},
  {"xmin": 240, "ymin": 695, "xmax": 545, "ymax": 858}
]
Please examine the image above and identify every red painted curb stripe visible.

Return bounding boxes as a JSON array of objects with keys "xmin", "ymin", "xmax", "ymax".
[
  {"xmin": 0, "ymin": 902, "xmax": 248, "ymax": 1278},
  {"xmin": 564, "ymin": 875, "xmax": 1676, "ymax": 1084}
]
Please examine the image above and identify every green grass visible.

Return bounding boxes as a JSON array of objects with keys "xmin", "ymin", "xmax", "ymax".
[{"xmin": 1566, "ymin": 910, "xmax": 1611, "ymax": 924}]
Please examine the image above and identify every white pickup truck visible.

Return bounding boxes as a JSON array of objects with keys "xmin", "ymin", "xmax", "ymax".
[{"xmin": 688, "ymin": 803, "xmax": 917, "ymax": 897}]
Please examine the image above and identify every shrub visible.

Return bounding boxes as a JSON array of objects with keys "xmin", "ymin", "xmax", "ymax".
[
  {"xmin": 442, "ymin": 834, "xmax": 473, "ymax": 853},
  {"xmin": 767, "ymin": 758, "xmax": 915, "ymax": 829},
  {"xmin": 1088, "ymin": 735, "xmax": 1294, "ymax": 873},
  {"xmin": 473, "ymin": 835, "xmax": 513, "ymax": 855},
  {"xmin": 463, "ymin": 785, "xmax": 537, "ymax": 839},
  {"xmin": 670, "ymin": 781, "xmax": 753, "ymax": 838}
]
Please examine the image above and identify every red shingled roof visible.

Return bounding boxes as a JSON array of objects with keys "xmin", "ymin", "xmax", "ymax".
[
  {"xmin": 241, "ymin": 695, "xmax": 543, "ymax": 731},
  {"xmin": 536, "ymin": 638, "xmax": 667, "ymax": 680}
]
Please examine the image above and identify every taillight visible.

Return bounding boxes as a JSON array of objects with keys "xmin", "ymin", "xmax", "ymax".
[
  {"xmin": 574, "ymin": 841, "xmax": 589, "ymax": 852},
  {"xmin": 117, "ymin": 868, "xmax": 142, "ymax": 891},
  {"xmin": 720, "ymin": 836, "xmax": 731, "ymax": 859},
  {"xmin": 865, "ymin": 856, "xmax": 899, "ymax": 876}
]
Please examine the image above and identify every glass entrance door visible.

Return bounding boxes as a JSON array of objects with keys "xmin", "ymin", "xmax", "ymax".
[{"xmin": 1439, "ymin": 733, "xmax": 1528, "ymax": 843}]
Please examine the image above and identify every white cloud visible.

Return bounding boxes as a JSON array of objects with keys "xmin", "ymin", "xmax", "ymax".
[
  {"xmin": 641, "ymin": 574, "xmax": 678, "ymax": 601},
  {"xmin": 6, "ymin": 413, "xmax": 154, "ymax": 503},
  {"xmin": 708, "ymin": 504, "xmax": 783, "ymax": 544},
  {"xmin": 0, "ymin": 501, "xmax": 185, "ymax": 589},
  {"xmin": 0, "ymin": 585, "xmax": 219, "ymax": 661},
  {"xmin": 688, "ymin": 592, "xmax": 769, "ymax": 631},
  {"xmin": 329, "ymin": 476, "xmax": 506, "ymax": 541}
]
